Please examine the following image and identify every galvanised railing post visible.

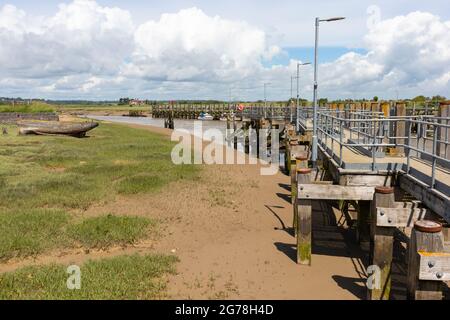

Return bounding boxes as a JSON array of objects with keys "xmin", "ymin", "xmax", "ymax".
[
  {"xmin": 357, "ymin": 112, "xmax": 361, "ymax": 141},
  {"xmin": 331, "ymin": 115, "xmax": 334, "ymax": 159},
  {"xmin": 372, "ymin": 119, "xmax": 377, "ymax": 171},
  {"xmin": 406, "ymin": 118, "xmax": 412, "ymax": 175},
  {"xmin": 416, "ymin": 121, "xmax": 421, "ymax": 157},
  {"xmin": 339, "ymin": 119, "xmax": 343, "ymax": 167},
  {"xmin": 431, "ymin": 125, "xmax": 437, "ymax": 189}
]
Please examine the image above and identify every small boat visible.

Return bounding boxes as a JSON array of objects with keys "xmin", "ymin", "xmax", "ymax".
[
  {"xmin": 197, "ymin": 112, "xmax": 214, "ymax": 121},
  {"xmin": 18, "ymin": 120, "xmax": 99, "ymax": 138}
]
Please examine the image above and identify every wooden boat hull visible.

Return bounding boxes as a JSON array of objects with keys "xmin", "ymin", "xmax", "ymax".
[{"xmin": 18, "ymin": 121, "xmax": 99, "ymax": 137}]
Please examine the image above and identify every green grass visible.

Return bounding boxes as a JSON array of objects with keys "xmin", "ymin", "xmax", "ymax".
[
  {"xmin": 68, "ymin": 215, "xmax": 153, "ymax": 248},
  {"xmin": 56, "ymin": 104, "xmax": 149, "ymax": 113},
  {"xmin": 0, "ymin": 254, "xmax": 178, "ymax": 299},
  {"xmin": 116, "ymin": 174, "xmax": 165, "ymax": 194},
  {"xmin": 0, "ymin": 122, "xmax": 197, "ymax": 298},
  {"xmin": 0, "ymin": 122, "xmax": 199, "ymax": 259},
  {"xmin": 0, "ymin": 209, "xmax": 70, "ymax": 261},
  {"xmin": 0, "ymin": 102, "xmax": 55, "ymax": 113},
  {"xmin": 0, "ymin": 122, "xmax": 199, "ymax": 211},
  {"xmin": 0, "ymin": 212, "xmax": 154, "ymax": 261}
]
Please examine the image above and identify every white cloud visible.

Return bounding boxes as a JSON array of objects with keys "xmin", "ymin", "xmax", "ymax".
[
  {"xmin": 0, "ymin": 1, "xmax": 448, "ymax": 100},
  {"xmin": 0, "ymin": 0, "xmax": 134, "ymax": 79},
  {"xmin": 318, "ymin": 11, "xmax": 450, "ymax": 98},
  {"xmin": 130, "ymin": 7, "xmax": 276, "ymax": 82}
]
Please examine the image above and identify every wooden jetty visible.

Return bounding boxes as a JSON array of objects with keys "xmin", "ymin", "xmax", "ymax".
[{"xmin": 217, "ymin": 100, "xmax": 449, "ymax": 300}]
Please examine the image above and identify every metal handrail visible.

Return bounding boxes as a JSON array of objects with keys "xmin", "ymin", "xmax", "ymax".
[{"xmin": 316, "ymin": 110, "xmax": 449, "ymax": 192}]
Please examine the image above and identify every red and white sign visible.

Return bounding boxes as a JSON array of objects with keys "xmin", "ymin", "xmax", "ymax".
[{"xmin": 237, "ymin": 104, "xmax": 245, "ymax": 111}]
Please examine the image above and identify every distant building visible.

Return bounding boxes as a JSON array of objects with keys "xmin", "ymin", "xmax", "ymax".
[{"xmin": 130, "ymin": 99, "xmax": 144, "ymax": 106}]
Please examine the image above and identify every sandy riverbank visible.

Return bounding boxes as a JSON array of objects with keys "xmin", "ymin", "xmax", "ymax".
[
  {"xmin": 1, "ymin": 116, "xmax": 368, "ymax": 299},
  {"xmin": 101, "ymin": 120, "xmax": 367, "ymax": 299}
]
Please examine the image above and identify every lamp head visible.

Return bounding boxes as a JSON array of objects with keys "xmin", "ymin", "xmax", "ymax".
[{"xmin": 323, "ymin": 17, "xmax": 346, "ymax": 22}]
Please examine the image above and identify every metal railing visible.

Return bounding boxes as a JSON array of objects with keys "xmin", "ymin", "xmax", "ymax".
[{"xmin": 313, "ymin": 108, "xmax": 449, "ymax": 192}]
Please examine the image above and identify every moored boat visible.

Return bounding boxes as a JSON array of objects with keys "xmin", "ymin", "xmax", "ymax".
[{"xmin": 197, "ymin": 112, "xmax": 214, "ymax": 121}]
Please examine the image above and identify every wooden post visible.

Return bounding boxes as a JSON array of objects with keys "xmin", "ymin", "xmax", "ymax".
[
  {"xmin": 285, "ymin": 138, "xmax": 296, "ymax": 174},
  {"xmin": 406, "ymin": 220, "xmax": 444, "ymax": 300},
  {"xmin": 284, "ymin": 137, "xmax": 290, "ymax": 173},
  {"xmin": 244, "ymin": 121, "xmax": 250, "ymax": 154},
  {"xmin": 291, "ymin": 154, "xmax": 308, "ymax": 204},
  {"xmin": 226, "ymin": 117, "xmax": 231, "ymax": 148},
  {"xmin": 233, "ymin": 116, "xmax": 237, "ymax": 149},
  {"xmin": 357, "ymin": 200, "xmax": 371, "ymax": 248},
  {"xmin": 368, "ymin": 186, "xmax": 395, "ymax": 300},
  {"xmin": 443, "ymin": 227, "xmax": 450, "ymax": 242},
  {"xmin": 295, "ymin": 154, "xmax": 309, "ymax": 171},
  {"xmin": 395, "ymin": 102, "xmax": 406, "ymax": 155},
  {"xmin": 256, "ymin": 120, "xmax": 261, "ymax": 158},
  {"xmin": 296, "ymin": 168, "xmax": 312, "ymax": 265}
]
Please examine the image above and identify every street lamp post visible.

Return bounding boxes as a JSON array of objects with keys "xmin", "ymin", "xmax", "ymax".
[
  {"xmin": 311, "ymin": 16, "xmax": 345, "ymax": 168},
  {"xmin": 264, "ymin": 82, "xmax": 270, "ymax": 108},
  {"xmin": 296, "ymin": 62, "xmax": 311, "ymax": 131},
  {"xmin": 290, "ymin": 76, "xmax": 293, "ymax": 101},
  {"xmin": 264, "ymin": 82, "xmax": 270, "ymax": 118}
]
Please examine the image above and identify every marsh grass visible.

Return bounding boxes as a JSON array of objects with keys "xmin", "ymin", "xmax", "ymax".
[
  {"xmin": 0, "ymin": 102, "xmax": 55, "ymax": 113},
  {"xmin": 68, "ymin": 215, "xmax": 154, "ymax": 249},
  {"xmin": 0, "ymin": 122, "xmax": 199, "ymax": 259},
  {"xmin": 0, "ymin": 209, "xmax": 70, "ymax": 261},
  {"xmin": 0, "ymin": 123, "xmax": 199, "ymax": 211},
  {"xmin": 0, "ymin": 211, "xmax": 154, "ymax": 261},
  {"xmin": 0, "ymin": 254, "xmax": 178, "ymax": 299}
]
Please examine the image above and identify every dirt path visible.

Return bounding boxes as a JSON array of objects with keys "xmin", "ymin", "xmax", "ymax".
[
  {"xmin": 1, "ymin": 120, "xmax": 368, "ymax": 299},
  {"xmin": 112, "ymin": 122, "xmax": 367, "ymax": 299}
]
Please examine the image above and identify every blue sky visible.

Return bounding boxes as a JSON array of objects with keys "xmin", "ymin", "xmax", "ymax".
[
  {"xmin": 266, "ymin": 47, "xmax": 368, "ymax": 67},
  {"xmin": 0, "ymin": 0, "xmax": 449, "ymax": 100}
]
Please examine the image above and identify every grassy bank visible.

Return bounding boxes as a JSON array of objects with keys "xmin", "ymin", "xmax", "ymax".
[
  {"xmin": 0, "ymin": 122, "xmax": 199, "ymax": 260},
  {"xmin": 0, "ymin": 102, "xmax": 55, "ymax": 113},
  {"xmin": 56, "ymin": 104, "xmax": 149, "ymax": 113},
  {"xmin": 0, "ymin": 254, "xmax": 178, "ymax": 299},
  {"xmin": 0, "ymin": 211, "xmax": 153, "ymax": 261},
  {"xmin": 0, "ymin": 121, "xmax": 199, "ymax": 298},
  {"xmin": 0, "ymin": 122, "xmax": 198, "ymax": 211}
]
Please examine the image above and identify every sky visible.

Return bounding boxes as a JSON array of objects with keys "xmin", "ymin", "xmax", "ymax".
[{"xmin": 0, "ymin": 0, "xmax": 449, "ymax": 101}]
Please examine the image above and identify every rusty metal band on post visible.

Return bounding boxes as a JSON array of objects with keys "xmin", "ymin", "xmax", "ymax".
[
  {"xmin": 374, "ymin": 186, "xmax": 394, "ymax": 194},
  {"xmin": 414, "ymin": 220, "xmax": 442, "ymax": 233},
  {"xmin": 295, "ymin": 155, "xmax": 308, "ymax": 161}
]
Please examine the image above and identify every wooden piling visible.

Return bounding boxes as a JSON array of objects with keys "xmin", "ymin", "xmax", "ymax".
[
  {"xmin": 284, "ymin": 141, "xmax": 290, "ymax": 174},
  {"xmin": 395, "ymin": 102, "xmax": 406, "ymax": 155},
  {"xmin": 244, "ymin": 121, "xmax": 250, "ymax": 154},
  {"xmin": 296, "ymin": 168, "xmax": 312, "ymax": 265},
  {"xmin": 357, "ymin": 200, "xmax": 371, "ymax": 248},
  {"xmin": 291, "ymin": 154, "xmax": 308, "ymax": 204},
  {"xmin": 233, "ymin": 116, "xmax": 237, "ymax": 149},
  {"xmin": 406, "ymin": 220, "xmax": 445, "ymax": 300},
  {"xmin": 292, "ymin": 155, "xmax": 309, "ymax": 235},
  {"xmin": 368, "ymin": 186, "xmax": 395, "ymax": 300}
]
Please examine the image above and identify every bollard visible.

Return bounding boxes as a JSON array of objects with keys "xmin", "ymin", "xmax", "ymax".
[
  {"xmin": 368, "ymin": 186, "xmax": 395, "ymax": 300},
  {"xmin": 406, "ymin": 220, "xmax": 444, "ymax": 300}
]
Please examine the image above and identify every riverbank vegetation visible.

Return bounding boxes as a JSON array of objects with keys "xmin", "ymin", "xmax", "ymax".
[
  {"xmin": 0, "ymin": 122, "xmax": 199, "ymax": 298},
  {"xmin": 0, "ymin": 102, "xmax": 55, "ymax": 113}
]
